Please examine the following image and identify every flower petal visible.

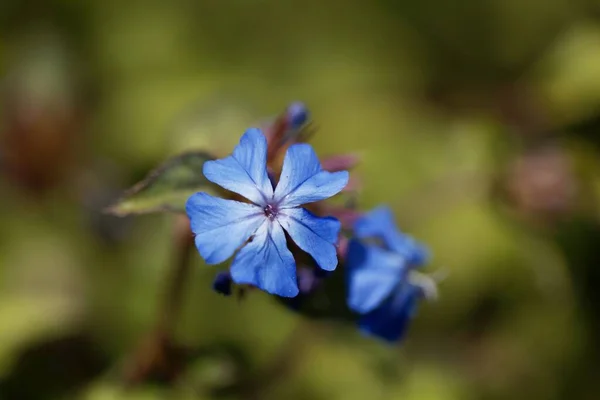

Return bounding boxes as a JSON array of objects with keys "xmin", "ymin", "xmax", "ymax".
[
  {"xmin": 358, "ymin": 283, "xmax": 422, "ymax": 343},
  {"xmin": 355, "ymin": 206, "xmax": 430, "ymax": 266},
  {"xmin": 202, "ymin": 128, "xmax": 273, "ymax": 205},
  {"xmin": 273, "ymin": 143, "xmax": 348, "ymax": 208},
  {"xmin": 186, "ymin": 192, "xmax": 264, "ymax": 264},
  {"xmin": 278, "ymin": 207, "xmax": 340, "ymax": 271},
  {"xmin": 345, "ymin": 239, "xmax": 407, "ymax": 314},
  {"xmin": 354, "ymin": 206, "xmax": 398, "ymax": 240},
  {"xmin": 230, "ymin": 221, "xmax": 299, "ymax": 297}
]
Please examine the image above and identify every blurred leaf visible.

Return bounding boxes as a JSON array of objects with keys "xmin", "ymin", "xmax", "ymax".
[
  {"xmin": 0, "ymin": 296, "xmax": 80, "ymax": 377},
  {"xmin": 537, "ymin": 21, "xmax": 600, "ymax": 126},
  {"xmin": 83, "ymin": 383, "xmax": 179, "ymax": 400},
  {"xmin": 0, "ymin": 333, "xmax": 109, "ymax": 400},
  {"xmin": 107, "ymin": 151, "xmax": 216, "ymax": 216},
  {"xmin": 393, "ymin": 363, "xmax": 469, "ymax": 400}
]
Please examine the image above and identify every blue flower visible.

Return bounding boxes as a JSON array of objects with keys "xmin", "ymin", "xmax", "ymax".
[
  {"xmin": 186, "ymin": 128, "xmax": 349, "ymax": 297},
  {"xmin": 346, "ymin": 206, "xmax": 437, "ymax": 342}
]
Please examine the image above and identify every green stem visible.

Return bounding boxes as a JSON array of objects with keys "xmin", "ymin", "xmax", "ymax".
[{"xmin": 122, "ymin": 214, "xmax": 194, "ymax": 385}]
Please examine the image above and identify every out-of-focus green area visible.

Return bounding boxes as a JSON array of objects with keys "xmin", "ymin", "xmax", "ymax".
[{"xmin": 2, "ymin": 1, "xmax": 600, "ymax": 399}]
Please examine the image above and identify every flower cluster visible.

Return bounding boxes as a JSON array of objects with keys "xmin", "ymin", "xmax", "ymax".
[
  {"xmin": 186, "ymin": 102, "xmax": 438, "ymax": 343},
  {"xmin": 346, "ymin": 207, "xmax": 437, "ymax": 342}
]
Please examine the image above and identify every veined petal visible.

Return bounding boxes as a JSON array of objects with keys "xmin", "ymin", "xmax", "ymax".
[
  {"xmin": 230, "ymin": 221, "xmax": 299, "ymax": 297},
  {"xmin": 186, "ymin": 192, "xmax": 264, "ymax": 264},
  {"xmin": 203, "ymin": 128, "xmax": 273, "ymax": 206},
  {"xmin": 346, "ymin": 240, "xmax": 407, "ymax": 314},
  {"xmin": 273, "ymin": 143, "xmax": 348, "ymax": 208},
  {"xmin": 358, "ymin": 283, "xmax": 422, "ymax": 343},
  {"xmin": 278, "ymin": 208, "xmax": 340, "ymax": 271}
]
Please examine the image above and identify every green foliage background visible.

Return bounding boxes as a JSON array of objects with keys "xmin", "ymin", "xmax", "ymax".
[{"xmin": 1, "ymin": 0, "xmax": 600, "ymax": 399}]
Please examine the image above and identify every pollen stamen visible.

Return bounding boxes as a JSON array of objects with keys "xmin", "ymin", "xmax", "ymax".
[{"xmin": 263, "ymin": 204, "xmax": 278, "ymax": 220}]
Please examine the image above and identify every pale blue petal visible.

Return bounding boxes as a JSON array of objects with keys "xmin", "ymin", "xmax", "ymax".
[
  {"xmin": 355, "ymin": 206, "xmax": 430, "ymax": 266},
  {"xmin": 274, "ymin": 144, "xmax": 320, "ymax": 198},
  {"xmin": 354, "ymin": 206, "xmax": 397, "ymax": 240},
  {"xmin": 186, "ymin": 192, "xmax": 264, "ymax": 265},
  {"xmin": 388, "ymin": 236, "xmax": 430, "ymax": 267},
  {"xmin": 273, "ymin": 143, "xmax": 348, "ymax": 208},
  {"xmin": 346, "ymin": 239, "xmax": 407, "ymax": 314},
  {"xmin": 203, "ymin": 128, "xmax": 273, "ymax": 206},
  {"xmin": 230, "ymin": 221, "xmax": 299, "ymax": 297},
  {"xmin": 358, "ymin": 283, "xmax": 422, "ymax": 342},
  {"xmin": 277, "ymin": 207, "xmax": 340, "ymax": 271}
]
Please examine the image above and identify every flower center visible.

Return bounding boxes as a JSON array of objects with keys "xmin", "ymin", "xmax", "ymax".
[{"xmin": 263, "ymin": 204, "xmax": 278, "ymax": 220}]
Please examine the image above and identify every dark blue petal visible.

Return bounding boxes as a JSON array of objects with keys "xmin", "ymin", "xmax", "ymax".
[
  {"xmin": 346, "ymin": 240, "xmax": 406, "ymax": 314},
  {"xmin": 212, "ymin": 272, "xmax": 233, "ymax": 296},
  {"xmin": 230, "ymin": 221, "xmax": 299, "ymax": 297},
  {"xmin": 273, "ymin": 143, "xmax": 348, "ymax": 208},
  {"xmin": 358, "ymin": 283, "xmax": 423, "ymax": 343},
  {"xmin": 186, "ymin": 192, "xmax": 264, "ymax": 264},
  {"xmin": 277, "ymin": 207, "xmax": 341, "ymax": 271},
  {"xmin": 203, "ymin": 128, "xmax": 273, "ymax": 206}
]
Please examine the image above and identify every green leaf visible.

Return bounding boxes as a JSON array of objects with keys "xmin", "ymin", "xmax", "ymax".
[{"xmin": 107, "ymin": 151, "xmax": 216, "ymax": 216}]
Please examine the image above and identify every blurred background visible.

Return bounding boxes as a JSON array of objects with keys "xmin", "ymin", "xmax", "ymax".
[{"xmin": 2, "ymin": 0, "xmax": 600, "ymax": 399}]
